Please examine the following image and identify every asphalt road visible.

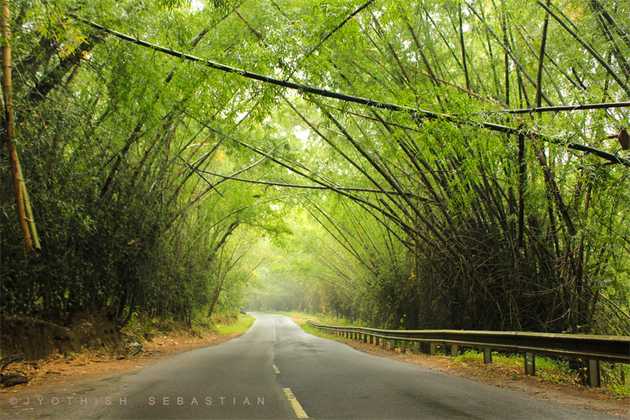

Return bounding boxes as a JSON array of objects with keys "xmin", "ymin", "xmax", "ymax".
[{"xmin": 0, "ymin": 313, "xmax": 615, "ymax": 419}]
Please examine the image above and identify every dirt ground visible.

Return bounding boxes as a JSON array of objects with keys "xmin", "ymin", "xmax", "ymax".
[{"xmin": 0, "ymin": 331, "xmax": 239, "ymax": 395}]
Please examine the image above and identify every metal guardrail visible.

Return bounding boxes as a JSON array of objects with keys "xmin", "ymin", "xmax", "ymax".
[{"xmin": 308, "ymin": 321, "xmax": 630, "ymax": 387}]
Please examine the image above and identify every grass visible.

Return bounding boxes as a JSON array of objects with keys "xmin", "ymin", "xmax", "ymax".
[
  {"xmin": 276, "ymin": 311, "xmax": 356, "ymax": 341},
  {"xmin": 454, "ymin": 350, "xmax": 575, "ymax": 384},
  {"xmin": 301, "ymin": 321, "xmax": 337, "ymax": 339},
  {"xmin": 215, "ymin": 314, "xmax": 255, "ymax": 335},
  {"xmin": 276, "ymin": 311, "xmax": 357, "ymax": 326},
  {"xmin": 123, "ymin": 312, "xmax": 255, "ymax": 340},
  {"xmin": 454, "ymin": 350, "xmax": 630, "ymax": 397},
  {"xmin": 604, "ymin": 364, "xmax": 630, "ymax": 397}
]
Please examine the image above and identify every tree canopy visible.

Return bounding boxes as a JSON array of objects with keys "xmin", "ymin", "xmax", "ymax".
[{"xmin": 1, "ymin": 0, "xmax": 629, "ymax": 335}]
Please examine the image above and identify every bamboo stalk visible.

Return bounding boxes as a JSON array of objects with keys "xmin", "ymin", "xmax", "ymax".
[
  {"xmin": 469, "ymin": 2, "xmax": 549, "ymax": 105},
  {"xmin": 501, "ymin": 2, "xmax": 510, "ymax": 106},
  {"xmin": 200, "ymin": 119, "xmax": 416, "ymax": 235},
  {"xmin": 537, "ymin": 0, "xmax": 630, "ymax": 96},
  {"xmin": 514, "ymin": 21, "xmax": 585, "ymax": 94},
  {"xmin": 20, "ymin": 161, "xmax": 40, "ymax": 250},
  {"xmin": 594, "ymin": 14, "xmax": 630, "ymax": 78},
  {"xmin": 1, "ymin": 0, "xmax": 36, "ymax": 253},
  {"xmin": 303, "ymin": 0, "xmax": 375, "ymax": 61},
  {"xmin": 535, "ymin": 0, "xmax": 551, "ymax": 109},
  {"xmin": 589, "ymin": 0, "xmax": 630, "ymax": 50},
  {"xmin": 517, "ymin": 131, "xmax": 526, "ymax": 250},
  {"xmin": 199, "ymin": 168, "xmax": 419, "ymax": 196},
  {"xmin": 458, "ymin": 4, "xmax": 471, "ymax": 94}
]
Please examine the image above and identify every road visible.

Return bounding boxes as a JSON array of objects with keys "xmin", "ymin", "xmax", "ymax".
[{"xmin": 1, "ymin": 313, "xmax": 615, "ymax": 419}]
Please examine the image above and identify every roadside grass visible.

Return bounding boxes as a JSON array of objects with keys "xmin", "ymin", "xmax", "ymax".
[
  {"xmin": 604, "ymin": 364, "xmax": 630, "ymax": 397},
  {"xmin": 453, "ymin": 350, "xmax": 576, "ymax": 384},
  {"xmin": 215, "ymin": 314, "xmax": 255, "ymax": 336},
  {"xmin": 287, "ymin": 311, "xmax": 629, "ymax": 399},
  {"xmin": 124, "ymin": 312, "xmax": 255, "ymax": 341},
  {"xmin": 301, "ymin": 321, "xmax": 340, "ymax": 340},
  {"xmin": 277, "ymin": 311, "xmax": 356, "ymax": 342},
  {"xmin": 276, "ymin": 311, "xmax": 357, "ymax": 327},
  {"xmin": 453, "ymin": 350, "xmax": 629, "ymax": 397}
]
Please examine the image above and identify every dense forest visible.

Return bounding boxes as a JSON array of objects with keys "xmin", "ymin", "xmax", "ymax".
[{"xmin": 1, "ymin": 0, "xmax": 629, "ymax": 342}]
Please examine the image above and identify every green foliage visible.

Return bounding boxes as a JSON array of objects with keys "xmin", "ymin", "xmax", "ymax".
[
  {"xmin": 215, "ymin": 314, "xmax": 255, "ymax": 335},
  {"xmin": 1, "ymin": 0, "xmax": 628, "ymax": 344}
]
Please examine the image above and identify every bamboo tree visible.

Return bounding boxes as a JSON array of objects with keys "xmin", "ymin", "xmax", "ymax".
[{"xmin": 1, "ymin": 0, "xmax": 39, "ymax": 253}]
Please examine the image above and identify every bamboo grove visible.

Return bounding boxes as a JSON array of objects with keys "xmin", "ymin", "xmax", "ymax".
[{"xmin": 1, "ymin": 0, "xmax": 629, "ymax": 336}]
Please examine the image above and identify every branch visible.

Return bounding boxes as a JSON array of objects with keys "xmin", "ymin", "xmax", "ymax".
[
  {"xmin": 199, "ymin": 168, "xmax": 423, "ymax": 197},
  {"xmin": 501, "ymin": 101, "xmax": 630, "ymax": 114}
]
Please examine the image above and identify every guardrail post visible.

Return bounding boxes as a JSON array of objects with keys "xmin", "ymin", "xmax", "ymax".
[
  {"xmin": 363, "ymin": 334, "xmax": 368, "ymax": 343},
  {"xmin": 483, "ymin": 348, "xmax": 492, "ymax": 364},
  {"xmin": 587, "ymin": 359, "xmax": 601, "ymax": 387},
  {"xmin": 524, "ymin": 352, "xmax": 536, "ymax": 376},
  {"xmin": 415, "ymin": 342, "xmax": 438, "ymax": 355},
  {"xmin": 449, "ymin": 344, "xmax": 460, "ymax": 356}
]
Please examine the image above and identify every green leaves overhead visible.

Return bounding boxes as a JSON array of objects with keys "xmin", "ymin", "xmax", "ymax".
[{"xmin": 1, "ymin": 0, "xmax": 628, "ymax": 336}]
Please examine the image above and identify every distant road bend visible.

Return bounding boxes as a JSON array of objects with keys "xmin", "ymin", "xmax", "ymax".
[{"xmin": 1, "ymin": 313, "xmax": 615, "ymax": 419}]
